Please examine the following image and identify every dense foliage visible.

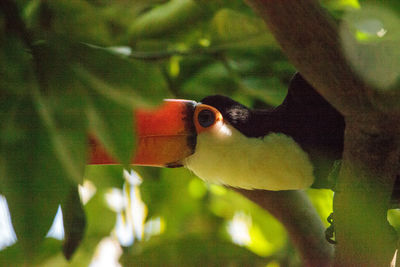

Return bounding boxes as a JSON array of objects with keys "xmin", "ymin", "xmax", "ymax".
[{"xmin": 0, "ymin": 0, "xmax": 399, "ymax": 266}]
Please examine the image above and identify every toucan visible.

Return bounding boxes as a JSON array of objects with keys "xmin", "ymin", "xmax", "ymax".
[{"xmin": 89, "ymin": 73, "xmax": 346, "ymax": 191}]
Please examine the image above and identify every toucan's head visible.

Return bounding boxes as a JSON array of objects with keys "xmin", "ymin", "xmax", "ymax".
[{"xmin": 90, "ymin": 95, "xmax": 314, "ymax": 191}]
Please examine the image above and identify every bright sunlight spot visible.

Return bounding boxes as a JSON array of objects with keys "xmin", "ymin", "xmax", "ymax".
[
  {"xmin": 90, "ymin": 169, "xmax": 149, "ymax": 265},
  {"xmin": 46, "ymin": 205, "xmax": 64, "ymax": 240},
  {"xmin": 227, "ymin": 211, "xmax": 277, "ymax": 257},
  {"xmin": 108, "ymin": 169, "xmax": 148, "ymax": 247},
  {"xmin": 144, "ymin": 216, "xmax": 165, "ymax": 240},
  {"xmin": 90, "ymin": 237, "xmax": 122, "ymax": 267},
  {"xmin": 0, "ymin": 195, "xmax": 17, "ymax": 250},
  {"xmin": 105, "ymin": 188, "xmax": 124, "ymax": 213},
  {"xmin": 227, "ymin": 212, "xmax": 252, "ymax": 246},
  {"xmin": 79, "ymin": 179, "xmax": 97, "ymax": 205}
]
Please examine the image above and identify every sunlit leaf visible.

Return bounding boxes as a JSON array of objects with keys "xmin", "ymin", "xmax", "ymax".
[
  {"xmin": 322, "ymin": 0, "xmax": 360, "ymax": 10},
  {"xmin": 306, "ymin": 189, "xmax": 334, "ymax": 227}
]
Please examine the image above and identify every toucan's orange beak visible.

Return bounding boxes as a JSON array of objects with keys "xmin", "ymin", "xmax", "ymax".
[{"xmin": 89, "ymin": 99, "xmax": 197, "ymax": 167}]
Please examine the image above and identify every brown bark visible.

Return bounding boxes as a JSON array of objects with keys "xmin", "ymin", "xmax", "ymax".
[{"xmin": 244, "ymin": 0, "xmax": 400, "ymax": 266}]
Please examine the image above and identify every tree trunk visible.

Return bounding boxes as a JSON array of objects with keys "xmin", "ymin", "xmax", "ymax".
[{"xmin": 245, "ymin": 0, "xmax": 400, "ymax": 265}]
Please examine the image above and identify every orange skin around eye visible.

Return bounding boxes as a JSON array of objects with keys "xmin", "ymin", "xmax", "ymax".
[{"xmin": 193, "ymin": 104, "xmax": 223, "ymax": 133}]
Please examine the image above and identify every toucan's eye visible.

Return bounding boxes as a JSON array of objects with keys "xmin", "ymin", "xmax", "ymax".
[{"xmin": 198, "ymin": 109, "xmax": 215, "ymax": 128}]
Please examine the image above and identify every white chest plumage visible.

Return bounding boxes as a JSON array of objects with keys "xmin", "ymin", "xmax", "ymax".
[{"xmin": 184, "ymin": 122, "xmax": 314, "ymax": 190}]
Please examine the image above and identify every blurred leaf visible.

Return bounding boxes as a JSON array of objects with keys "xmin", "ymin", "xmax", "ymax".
[
  {"xmin": 34, "ymin": 41, "xmax": 88, "ymax": 184},
  {"xmin": 58, "ymin": 166, "xmax": 123, "ymax": 266},
  {"xmin": 86, "ymin": 93, "xmax": 135, "ymax": 165},
  {"xmin": 241, "ymin": 77, "xmax": 287, "ymax": 107},
  {"xmin": 360, "ymin": 0, "xmax": 400, "ymax": 14},
  {"xmin": 388, "ymin": 209, "xmax": 400, "ymax": 234},
  {"xmin": 62, "ymin": 186, "xmax": 86, "ymax": 260},
  {"xmin": 340, "ymin": 4, "xmax": 400, "ymax": 90},
  {"xmin": 129, "ymin": 0, "xmax": 206, "ymax": 41},
  {"xmin": 139, "ymin": 168, "xmax": 213, "ymax": 236},
  {"xmin": 210, "ymin": 9, "xmax": 277, "ymax": 48},
  {"xmin": 209, "ymin": 189, "xmax": 287, "ymax": 257},
  {"xmin": 0, "ymin": 237, "xmax": 65, "ymax": 266},
  {"xmin": 84, "ymin": 165, "xmax": 125, "ymax": 189},
  {"xmin": 181, "ymin": 62, "xmax": 237, "ymax": 99},
  {"xmin": 74, "ymin": 43, "xmax": 168, "ymax": 108},
  {"xmin": 322, "ymin": 0, "xmax": 360, "ymax": 10},
  {"xmin": 0, "ymin": 36, "xmax": 32, "ymax": 96},
  {"xmin": 0, "ymin": 97, "xmax": 72, "ymax": 260},
  {"xmin": 25, "ymin": 0, "xmax": 110, "ymax": 44},
  {"xmin": 121, "ymin": 235, "xmax": 267, "ymax": 267}
]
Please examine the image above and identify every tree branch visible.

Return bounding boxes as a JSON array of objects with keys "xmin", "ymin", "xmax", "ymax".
[
  {"xmin": 236, "ymin": 189, "xmax": 334, "ymax": 267},
  {"xmin": 244, "ymin": 0, "xmax": 400, "ymax": 266}
]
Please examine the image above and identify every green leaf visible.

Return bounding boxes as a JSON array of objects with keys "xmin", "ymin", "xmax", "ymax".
[
  {"xmin": 0, "ymin": 238, "xmax": 65, "ymax": 266},
  {"xmin": 63, "ymin": 166, "xmax": 122, "ymax": 266},
  {"xmin": 121, "ymin": 235, "xmax": 267, "ymax": 266},
  {"xmin": 128, "ymin": 0, "xmax": 206, "ymax": 40},
  {"xmin": 208, "ymin": 188, "xmax": 287, "ymax": 258},
  {"xmin": 322, "ymin": 0, "xmax": 360, "ymax": 10},
  {"xmin": 0, "ymin": 97, "xmax": 72, "ymax": 260},
  {"xmin": 25, "ymin": 0, "xmax": 110, "ymax": 44},
  {"xmin": 181, "ymin": 62, "xmax": 237, "ymax": 99},
  {"xmin": 241, "ymin": 77, "xmax": 288, "ymax": 107},
  {"xmin": 33, "ymin": 41, "xmax": 88, "ymax": 184},
  {"xmin": 86, "ymin": 93, "xmax": 135, "ymax": 165},
  {"xmin": 0, "ymin": 36, "xmax": 32, "ymax": 96},
  {"xmin": 340, "ymin": 4, "xmax": 400, "ymax": 90},
  {"xmin": 62, "ymin": 186, "xmax": 86, "ymax": 260},
  {"xmin": 73, "ymin": 43, "xmax": 168, "ymax": 108},
  {"xmin": 306, "ymin": 189, "xmax": 334, "ymax": 227}
]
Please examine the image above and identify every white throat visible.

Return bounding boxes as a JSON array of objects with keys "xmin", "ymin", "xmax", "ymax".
[{"xmin": 184, "ymin": 122, "xmax": 314, "ymax": 190}]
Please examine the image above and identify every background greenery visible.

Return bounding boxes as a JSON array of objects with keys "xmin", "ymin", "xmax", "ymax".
[{"xmin": 0, "ymin": 0, "xmax": 399, "ymax": 266}]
